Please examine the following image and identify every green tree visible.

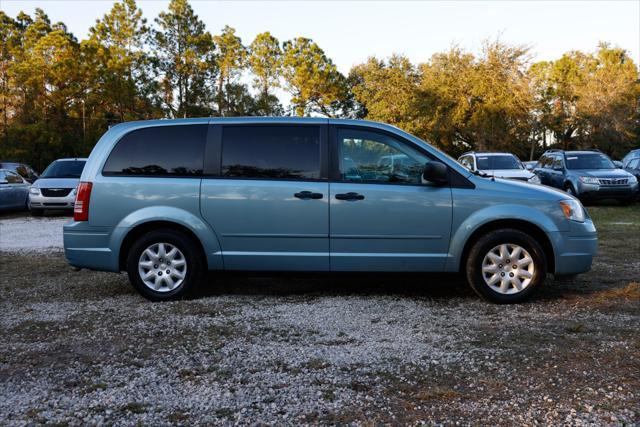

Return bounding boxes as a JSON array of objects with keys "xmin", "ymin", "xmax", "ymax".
[
  {"xmin": 86, "ymin": 0, "xmax": 160, "ymax": 123},
  {"xmin": 349, "ymin": 55, "xmax": 421, "ymax": 133},
  {"xmin": 213, "ymin": 25, "xmax": 247, "ymax": 116},
  {"xmin": 248, "ymin": 31, "xmax": 283, "ymax": 115},
  {"xmin": 0, "ymin": 12, "xmax": 23, "ymax": 145},
  {"xmin": 282, "ymin": 37, "xmax": 348, "ymax": 117},
  {"xmin": 152, "ymin": 0, "xmax": 215, "ymax": 118},
  {"xmin": 7, "ymin": 10, "xmax": 87, "ymax": 169},
  {"xmin": 417, "ymin": 41, "xmax": 534, "ymax": 156},
  {"xmin": 574, "ymin": 44, "xmax": 639, "ymax": 156}
]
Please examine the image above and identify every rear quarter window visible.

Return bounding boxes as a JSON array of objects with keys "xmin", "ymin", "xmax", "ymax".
[{"xmin": 103, "ymin": 125, "xmax": 207, "ymax": 176}]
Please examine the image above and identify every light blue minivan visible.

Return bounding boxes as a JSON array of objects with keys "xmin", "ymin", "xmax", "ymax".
[{"xmin": 63, "ymin": 118, "xmax": 597, "ymax": 303}]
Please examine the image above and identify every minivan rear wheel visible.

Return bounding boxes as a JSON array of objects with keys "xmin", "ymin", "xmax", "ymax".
[
  {"xmin": 466, "ymin": 229, "xmax": 547, "ymax": 303},
  {"xmin": 126, "ymin": 229, "xmax": 204, "ymax": 301}
]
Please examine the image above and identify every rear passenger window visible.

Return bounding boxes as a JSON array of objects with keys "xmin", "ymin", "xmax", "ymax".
[
  {"xmin": 103, "ymin": 125, "xmax": 207, "ymax": 176},
  {"xmin": 221, "ymin": 126, "xmax": 320, "ymax": 179}
]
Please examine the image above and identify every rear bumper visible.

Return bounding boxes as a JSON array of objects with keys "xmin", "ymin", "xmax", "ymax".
[
  {"xmin": 63, "ymin": 221, "xmax": 119, "ymax": 272},
  {"xmin": 549, "ymin": 219, "xmax": 598, "ymax": 276}
]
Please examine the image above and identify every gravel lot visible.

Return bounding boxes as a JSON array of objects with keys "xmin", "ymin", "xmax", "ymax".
[{"xmin": 1, "ymin": 207, "xmax": 638, "ymax": 425}]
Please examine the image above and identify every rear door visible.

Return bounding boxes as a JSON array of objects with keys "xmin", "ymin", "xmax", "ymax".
[
  {"xmin": 200, "ymin": 123, "xmax": 329, "ymax": 271},
  {"xmin": 328, "ymin": 126, "xmax": 452, "ymax": 271}
]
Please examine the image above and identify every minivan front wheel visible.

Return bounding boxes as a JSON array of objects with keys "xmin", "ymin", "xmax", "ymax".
[
  {"xmin": 126, "ymin": 229, "xmax": 204, "ymax": 301},
  {"xmin": 466, "ymin": 229, "xmax": 547, "ymax": 303}
]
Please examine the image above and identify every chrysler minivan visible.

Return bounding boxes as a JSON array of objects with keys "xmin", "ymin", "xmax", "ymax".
[{"xmin": 63, "ymin": 118, "xmax": 597, "ymax": 303}]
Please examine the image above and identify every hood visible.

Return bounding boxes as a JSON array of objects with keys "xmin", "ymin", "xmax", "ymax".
[
  {"xmin": 472, "ymin": 174, "xmax": 575, "ymax": 202},
  {"xmin": 481, "ymin": 169, "xmax": 534, "ymax": 179},
  {"xmin": 32, "ymin": 177, "xmax": 80, "ymax": 189},
  {"xmin": 572, "ymin": 169, "xmax": 634, "ymax": 179}
]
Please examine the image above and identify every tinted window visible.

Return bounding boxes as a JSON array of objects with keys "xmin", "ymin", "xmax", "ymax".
[
  {"xmin": 337, "ymin": 128, "xmax": 430, "ymax": 184},
  {"xmin": 41, "ymin": 160, "xmax": 86, "ymax": 178},
  {"xmin": 476, "ymin": 155, "xmax": 522, "ymax": 170},
  {"xmin": 103, "ymin": 125, "xmax": 207, "ymax": 176},
  {"xmin": 565, "ymin": 153, "xmax": 615, "ymax": 170},
  {"xmin": 221, "ymin": 126, "xmax": 320, "ymax": 179},
  {"xmin": 0, "ymin": 171, "xmax": 6, "ymax": 182},
  {"xmin": 627, "ymin": 158, "xmax": 639, "ymax": 169}
]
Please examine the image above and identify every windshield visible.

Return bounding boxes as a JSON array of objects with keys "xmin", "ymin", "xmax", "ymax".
[
  {"xmin": 566, "ymin": 153, "xmax": 615, "ymax": 170},
  {"xmin": 476, "ymin": 155, "xmax": 523, "ymax": 170},
  {"xmin": 40, "ymin": 160, "xmax": 86, "ymax": 178}
]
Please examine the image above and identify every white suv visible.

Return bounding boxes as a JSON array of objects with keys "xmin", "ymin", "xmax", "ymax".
[{"xmin": 458, "ymin": 152, "xmax": 540, "ymax": 183}]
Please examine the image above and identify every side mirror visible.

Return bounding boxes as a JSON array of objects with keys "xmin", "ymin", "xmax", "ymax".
[
  {"xmin": 613, "ymin": 160, "xmax": 623, "ymax": 169},
  {"xmin": 423, "ymin": 161, "xmax": 448, "ymax": 185}
]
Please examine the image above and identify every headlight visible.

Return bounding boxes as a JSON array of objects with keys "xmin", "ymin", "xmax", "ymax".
[
  {"xmin": 628, "ymin": 175, "xmax": 638, "ymax": 184},
  {"xmin": 559, "ymin": 199, "xmax": 585, "ymax": 222},
  {"xmin": 579, "ymin": 176, "xmax": 600, "ymax": 185},
  {"xmin": 29, "ymin": 187, "xmax": 40, "ymax": 195},
  {"xmin": 528, "ymin": 175, "xmax": 541, "ymax": 184}
]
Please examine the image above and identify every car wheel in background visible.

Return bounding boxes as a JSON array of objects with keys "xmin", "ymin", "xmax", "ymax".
[
  {"xmin": 565, "ymin": 184, "xmax": 577, "ymax": 197},
  {"xmin": 126, "ymin": 229, "xmax": 205, "ymax": 301},
  {"xmin": 466, "ymin": 229, "xmax": 547, "ymax": 303}
]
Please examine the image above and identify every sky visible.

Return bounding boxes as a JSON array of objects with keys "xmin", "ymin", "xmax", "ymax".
[{"xmin": 2, "ymin": 0, "xmax": 639, "ymax": 73}]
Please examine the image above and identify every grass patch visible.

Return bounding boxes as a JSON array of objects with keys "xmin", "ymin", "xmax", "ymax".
[
  {"xmin": 413, "ymin": 387, "xmax": 460, "ymax": 401},
  {"xmin": 591, "ymin": 282, "xmax": 640, "ymax": 302}
]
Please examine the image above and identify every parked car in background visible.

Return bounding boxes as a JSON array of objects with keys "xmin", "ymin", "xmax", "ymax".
[
  {"xmin": 64, "ymin": 118, "xmax": 597, "ymax": 304},
  {"xmin": 534, "ymin": 149, "xmax": 638, "ymax": 204},
  {"xmin": 623, "ymin": 157, "xmax": 640, "ymax": 195},
  {"xmin": 622, "ymin": 149, "xmax": 640, "ymax": 167},
  {"xmin": 0, "ymin": 162, "xmax": 39, "ymax": 183},
  {"xmin": 0, "ymin": 169, "xmax": 30, "ymax": 211},
  {"xmin": 458, "ymin": 152, "xmax": 540, "ymax": 183},
  {"xmin": 523, "ymin": 161, "xmax": 538, "ymax": 171},
  {"xmin": 29, "ymin": 158, "xmax": 87, "ymax": 216}
]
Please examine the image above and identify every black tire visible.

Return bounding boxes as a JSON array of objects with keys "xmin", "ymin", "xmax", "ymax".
[
  {"xmin": 126, "ymin": 229, "xmax": 205, "ymax": 301},
  {"xmin": 564, "ymin": 183, "xmax": 577, "ymax": 197},
  {"xmin": 30, "ymin": 208, "xmax": 44, "ymax": 216},
  {"xmin": 465, "ymin": 229, "xmax": 547, "ymax": 303}
]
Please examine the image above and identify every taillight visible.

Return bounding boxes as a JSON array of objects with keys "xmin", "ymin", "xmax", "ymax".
[{"xmin": 74, "ymin": 182, "xmax": 93, "ymax": 221}]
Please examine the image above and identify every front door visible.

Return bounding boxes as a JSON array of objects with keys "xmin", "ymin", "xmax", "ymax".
[
  {"xmin": 200, "ymin": 124, "xmax": 329, "ymax": 271},
  {"xmin": 329, "ymin": 126, "xmax": 453, "ymax": 271}
]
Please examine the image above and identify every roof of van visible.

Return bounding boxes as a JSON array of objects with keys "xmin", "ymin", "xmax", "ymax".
[{"xmin": 108, "ymin": 117, "xmax": 395, "ymax": 128}]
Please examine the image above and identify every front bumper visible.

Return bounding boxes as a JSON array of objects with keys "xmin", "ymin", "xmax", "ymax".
[
  {"xmin": 577, "ymin": 182, "xmax": 638, "ymax": 201},
  {"xmin": 549, "ymin": 218, "xmax": 598, "ymax": 276},
  {"xmin": 29, "ymin": 192, "xmax": 76, "ymax": 210}
]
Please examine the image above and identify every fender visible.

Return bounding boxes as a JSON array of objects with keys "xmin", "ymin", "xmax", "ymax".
[
  {"xmin": 110, "ymin": 206, "xmax": 223, "ymax": 270},
  {"xmin": 444, "ymin": 203, "xmax": 562, "ymax": 272}
]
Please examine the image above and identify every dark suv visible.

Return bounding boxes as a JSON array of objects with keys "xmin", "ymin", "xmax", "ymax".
[{"xmin": 533, "ymin": 149, "xmax": 638, "ymax": 204}]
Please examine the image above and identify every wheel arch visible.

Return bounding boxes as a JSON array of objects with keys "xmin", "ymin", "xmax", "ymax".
[
  {"xmin": 111, "ymin": 206, "xmax": 223, "ymax": 272},
  {"xmin": 458, "ymin": 219, "xmax": 555, "ymax": 275},
  {"xmin": 119, "ymin": 220, "xmax": 207, "ymax": 272}
]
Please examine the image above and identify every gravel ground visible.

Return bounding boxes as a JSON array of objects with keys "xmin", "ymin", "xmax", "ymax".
[
  {"xmin": 0, "ymin": 207, "xmax": 638, "ymax": 425},
  {"xmin": 0, "ymin": 214, "xmax": 68, "ymax": 252}
]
